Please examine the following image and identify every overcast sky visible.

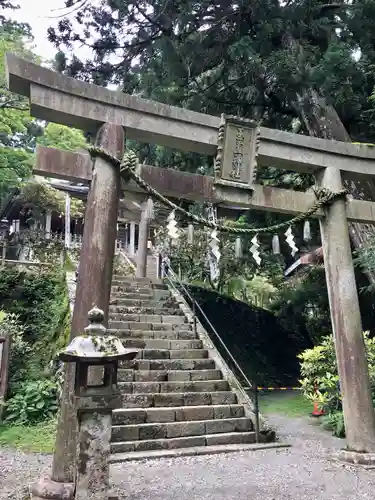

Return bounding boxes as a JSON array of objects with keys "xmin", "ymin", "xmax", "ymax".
[{"xmin": 7, "ymin": 0, "xmax": 93, "ymax": 61}]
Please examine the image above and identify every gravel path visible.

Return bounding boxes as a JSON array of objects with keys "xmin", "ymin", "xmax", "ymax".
[
  {"xmin": 1, "ymin": 414, "xmax": 375, "ymax": 499},
  {"xmin": 112, "ymin": 414, "xmax": 375, "ymax": 500}
]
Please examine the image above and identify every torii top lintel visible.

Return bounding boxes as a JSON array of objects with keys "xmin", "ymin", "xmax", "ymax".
[{"xmin": 6, "ymin": 52, "xmax": 375, "ymax": 182}]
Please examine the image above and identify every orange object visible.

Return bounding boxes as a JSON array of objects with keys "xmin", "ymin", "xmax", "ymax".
[
  {"xmin": 311, "ymin": 383, "xmax": 326, "ymax": 417},
  {"xmin": 311, "ymin": 400, "xmax": 326, "ymax": 417}
]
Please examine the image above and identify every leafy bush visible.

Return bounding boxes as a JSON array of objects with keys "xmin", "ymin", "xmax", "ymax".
[
  {"xmin": 0, "ymin": 311, "xmax": 31, "ymax": 390},
  {"xmin": 5, "ymin": 379, "xmax": 59, "ymax": 425},
  {"xmin": 321, "ymin": 411, "xmax": 345, "ymax": 438},
  {"xmin": 299, "ymin": 332, "xmax": 375, "ymax": 436},
  {"xmin": 0, "ymin": 267, "xmax": 70, "ymax": 426},
  {"xmin": 0, "ymin": 267, "xmax": 70, "ymax": 378}
]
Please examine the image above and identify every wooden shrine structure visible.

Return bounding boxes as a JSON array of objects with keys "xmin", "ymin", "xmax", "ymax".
[{"xmin": 6, "ymin": 52, "xmax": 375, "ymax": 489}]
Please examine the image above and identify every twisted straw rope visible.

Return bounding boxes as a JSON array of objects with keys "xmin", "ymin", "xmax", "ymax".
[{"xmin": 88, "ymin": 147, "xmax": 347, "ymax": 235}]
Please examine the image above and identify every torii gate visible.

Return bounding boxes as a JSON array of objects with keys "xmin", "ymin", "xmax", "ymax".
[{"xmin": 7, "ymin": 52, "xmax": 375, "ymax": 483}]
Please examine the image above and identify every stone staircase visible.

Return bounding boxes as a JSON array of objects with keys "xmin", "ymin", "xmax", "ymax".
[{"xmin": 108, "ymin": 274, "xmax": 268, "ymax": 461}]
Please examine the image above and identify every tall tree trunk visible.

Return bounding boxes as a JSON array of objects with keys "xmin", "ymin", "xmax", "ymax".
[{"xmin": 296, "ymin": 89, "xmax": 375, "ymax": 285}]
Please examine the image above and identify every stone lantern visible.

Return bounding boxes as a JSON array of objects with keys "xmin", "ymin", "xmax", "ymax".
[{"xmin": 59, "ymin": 306, "xmax": 137, "ymax": 500}]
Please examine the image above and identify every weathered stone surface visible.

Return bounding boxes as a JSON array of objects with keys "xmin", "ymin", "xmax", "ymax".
[
  {"xmin": 154, "ymin": 393, "xmax": 184, "ymax": 407},
  {"xmin": 169, "ymin": 340, "xmax": 202, "ymax": 350},
  {"xmin": 210, "ymin": 392, "xmax": 237, "ymax": 405},
  {"xmin": 169, "ymin": 349, "xmax": 208, "ymax": 359},
  {"xmin": 166, "ymin": 421, "xmax": 205, "ymax": 438},
  {"xmin": 112, "ymin": 409, "xmax": 146, "ymax": 425},
  {"xmin": 30, "ymin": 475, "xmax": 74, "ymax": 500},
  {"xmin": 175, "ymin": 406, "xmax": 214, "ymax": 422},
  {"xmin": 112, "ymin": 425, "xmax": 139, "ymax": 442},
  {"xmin": 121, "ymin": 394, "xmax": 154, "ymax": 408},
  {"xmin": 162, "ymin": 315, "xmax": 186, "ymax": 324},
  {"xmin": 135, "ymin": 370, "xmax": 167, "ymax": 382},
  {"xmin": 145, "ymin": 408, "xmax": 176, "ymax": 423},
  {"xmin": 205, "ymin": 432, "xmax": 256, "ymax": 446},
  {"xmin": 142, "ymin": 349, "xmax": 170, "ymax": 360},
  {"xmin": 139, "ymin": 424, "xmax": 167, "ymax": 440},
  {"xmin": 184, "ymin": 392, "xmax": 211, "ymax": 406},
  {"xmin": 190, "ymin": 370, "xmax": 222, "ymax": 381},
  {"xmin": 107, "ymin": 275, "xmax": 267, "ymax": 460},
  {"xmin": 167, "ymin": 371, "xmax": 191, "ymax": 382},
  {"xmin": 130, "ymin": 382, "xmax": 161, "ymax": 394},
  {"xmin": 167, "ymin": 436, "xmax": 206, "ymax": 449},
  {"xmin": 75, "ymin": 412, "xmax": 112, "ymax": 500}
]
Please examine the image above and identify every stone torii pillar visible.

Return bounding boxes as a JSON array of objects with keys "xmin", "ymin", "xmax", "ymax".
[{"xmin": 50, "ymin": 123, "xmax": 124, "ymax": 489}]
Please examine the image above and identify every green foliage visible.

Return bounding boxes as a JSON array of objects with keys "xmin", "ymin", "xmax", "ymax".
[
  {"xmin": 299, "ymin": 332, "xmax": 375, "ymax": 437},
  {"xmin": 4, "ymin": 379, "xmax": 59, "ymax": 425},
  {"xmin": 50, "ymin": 0, "xmax": 375, "ymax": 142},
  {"xmin": 0, "ymin": 418, "xmax": 56, "ymax": 453},
  {"xmin": 157, "ymin": 224, "xmax": 284, "ymax": 306},
  {"xmin": 20, "ymin": 181, "xmax": 85, "ymax": 218},
  {"xmin": 272, "ymin": 267, "xmax": 331, "ymax": 346},
  {"xmin": 37, "ymin": 122, "xmax": 88, "ymax": 152},
  {"xmin": 0, "ymin": 267, "xmax": 70, "ymax": 389},
  {"xmin": 0, "ymin": 311, "xmax": 31, "ymax": 388},
  {"xmin": 321, "ymin": 411, "xmax": 346, "ymax": 438}
]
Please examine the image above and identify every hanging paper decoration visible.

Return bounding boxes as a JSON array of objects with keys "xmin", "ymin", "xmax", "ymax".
[
  {"xmin": 250, "ymin": 234, "xmax": 261, "ymax": 265},
  {"xmin": 235, "ymin": 237, "xmax": 242, "ymax": 259},
  {"xmin": 145, "ymin": 197, "xmax": 155, "ymax": 220},
  {"xmin": 167, "ymin": 211, "xmax": 180, "ymax": 243},
  {"xmin": 303, "ymin": 220, "xmax": 311, "ymax": 242},
  {"xmin": 208, "ymin": 228, "xmax": 221, "ymax": 282},
  {"xmin": 272, "ymin": 234, "xmax": 280, "ymax": 255},
  {"xmin": 285, "ymin": 226, "xmax": 298, "ymax": 257},
  {"xmin": 187, "ymin": 224, "xmax": 194, "ymax": 245}
]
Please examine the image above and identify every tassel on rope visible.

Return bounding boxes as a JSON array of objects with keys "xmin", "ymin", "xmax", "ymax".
[
  {"xmin": 167, "ymin": 210, "xmax": 180, "ymax": 244},
  {"xmin": 272, "ymin": 234, "xmax": 280, "ymax": 255},
  {"xmin": 303, "ymin": 220, "xmax": 311, "ymax": 242},
  {"xmin": 235, "ymin": 237, "xmax": 242, "ymax": 259},
  {"xmin": 187, "ymin": 224, "xmax": 194, "ymax": 245}
]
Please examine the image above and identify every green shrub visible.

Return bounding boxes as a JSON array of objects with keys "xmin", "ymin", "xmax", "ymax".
[
  {"xmin": 0, "ymin": 267, "xmax": 70, "ymax": 383},
  {"xmin": 0, "ymin": 311, "xmax": 32, "ymax": 391},
  {"xmin": 321, "ymin": 411, "xmax": 346, "ymax": 438},
  {"xmin": 5, "ymin": 379, "xmax": 59, "ymax": 425},
  {"xmin": 299, "ymin": 332, "xmax": 375, "ymax": 436}
]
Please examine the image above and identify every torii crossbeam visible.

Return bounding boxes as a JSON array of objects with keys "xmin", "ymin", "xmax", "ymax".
[{"xmin": 7, "ymin": 53, "xmax": 375, "ymax": 483}]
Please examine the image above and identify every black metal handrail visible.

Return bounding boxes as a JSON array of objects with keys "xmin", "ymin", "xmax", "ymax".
[{"xmin": 160, "ymin": 256, "xmax": 260, "ymax": 440}]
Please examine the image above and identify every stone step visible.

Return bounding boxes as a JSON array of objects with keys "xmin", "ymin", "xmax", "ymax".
[
  {"xmin": 111, "ymin": 431, "xmax": 256, "ymax": 453},
  {"xmin": 109, "ymin": 298, "xmax": 180, "ymax": 309},
  {"xmin": 120, "ymin": 338, "xmax": 203, "ymax": 350},
  {"xmin": 109, "ymin": 306, "xmax": 184, "ymax": 316},
  {"xmin": 112, "ymin": 417, "xmax": 253, "ymax": 443},
  {"xmin": 119, "ymin": 380, "xmax": 229, "ymax": 394},
  {"xmin": 112, "ymin": 276, "xmax": 152, "ymax": 283},
  {"xmin": 117, "ymin": 369, "xmax": 223, "ymax": 383},
  {"xmin": 136, "ymin": 349, "xmax": 208, "ymax": 360},
  {"xmin": 110, "ymin": 443, "xmax": 278, "ymax": 463},
  {"xmin": 120, "ymin": 358, "xmax": 215, "ymax": 371},
  {"xmin": 108, "ymin": 329, "xmax": 197, "ymax": 340},
  {"xmin": 113, "ymin": 404, "xmax": 245, "ymax": 425},
  {"xmin": 109, "ymin": 313, "xmax": 187, "ymax": 324},
  {"xmin": 120, "ymin": 391, "xmax": 237, "ymax": 408},
  {"xmin": 112, "ymin": 280, "xmax": 152, "ymax": 289},
  {"xmin": 109, "ymin": 321, "xmax": 192, "ymax": 331},
  {"xmin": 110, "ymin": 290, "xmax": 154, "ymax": 299}
]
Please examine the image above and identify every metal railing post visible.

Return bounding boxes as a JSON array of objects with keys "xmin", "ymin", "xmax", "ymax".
[{"xmin": 253, "ymin": 382, "xmax": 260, "ymax": 443}]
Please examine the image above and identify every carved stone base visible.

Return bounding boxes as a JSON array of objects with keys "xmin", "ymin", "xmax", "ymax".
[
  {"xmin": 331, "ymin": 449, "xmax": 375, "ymax": 468},
  {"xmin": 30, "ymin": 475, "xmax": 74, "ymax": 500}
]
